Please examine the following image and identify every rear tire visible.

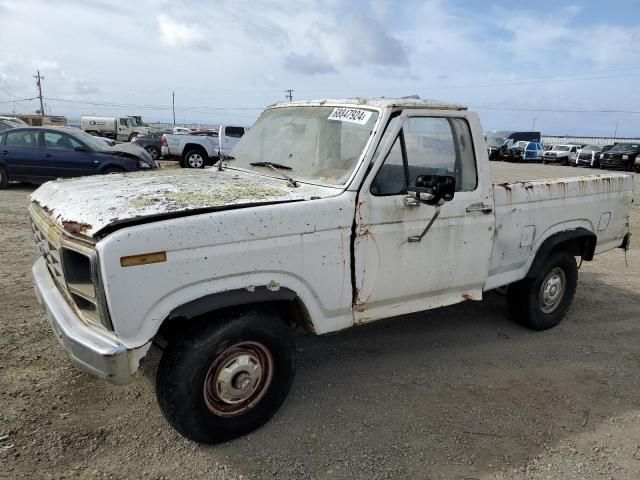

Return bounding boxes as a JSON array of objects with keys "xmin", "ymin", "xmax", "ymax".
[
  {"xmin": 507, "ymin": 250, "xmax": 577, "ymax": 331},
  {"xmin": 0, "ymin": 166, "xmax": 8, "ymax": 189},
  {"xmin": 182, "ymin": 149, "xmax": 206, "ymax": 168},
  {"xmin": 156, "ymin": 308, "xmax": 296, "ymax": 444}
]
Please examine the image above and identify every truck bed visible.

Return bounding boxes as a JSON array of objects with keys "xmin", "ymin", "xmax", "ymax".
[
  {"xmin": 485, "ymin": 162, "xmax": 634, "ymax": 291},
  {"xmin": 490, "ymin": 162, "xmax": 605, "ymax": 184}
]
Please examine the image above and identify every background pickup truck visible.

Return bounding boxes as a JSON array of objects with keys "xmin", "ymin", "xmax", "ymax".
[
  {"xmin": 30, "ymin": 98, "xmax": 633, "ymax": 444},
  {"xmin": 161, "ymin": 125, "xmax": 247, "ymax": 168}
]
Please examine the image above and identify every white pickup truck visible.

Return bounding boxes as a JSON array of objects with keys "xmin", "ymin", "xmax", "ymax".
[
  {"xmin": 161, "ymin": 125, "xmax": 247, "ymax": 168},
  {"xmin": 30, "ymin": 98, "xmax": 632, "ymax": 444}
]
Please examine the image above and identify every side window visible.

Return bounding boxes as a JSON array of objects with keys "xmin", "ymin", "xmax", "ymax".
[
  {"xmin": 225, "ymin": 126, "xmax": 245, "ymax": 138},
  {"xmin": 370, "ymin": 117, "xmax": 477, "ymax": 195},
  {"xmin": 5, "ymin": 130, "xmax": 39, "ymax": 148},
  {"xmin": 119, "ymin": 118, "xmax": 129, "ymax": 127},
  {"xmin": 44, "ymin": 132, "xmax": 77, "ymax": 150}
]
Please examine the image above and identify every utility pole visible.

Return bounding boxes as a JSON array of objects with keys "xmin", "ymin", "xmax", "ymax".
[
  {"xmin": 285, "ymin": 89, "xmax": 294, "ymax": 101},
  {"xmin": 172, "ymin": 91, "xmax": 176, "ymax": 125},
  {"xmin": 532, "ymin": 118, "xmax": 536, "ymax": 130},
  {"xmin": 33, "ymin": 69, "xmax": 45, "ymax": 117},
  {"xmin": 613, "ymin": 122, "xmax": 619, "ymax": 142}
]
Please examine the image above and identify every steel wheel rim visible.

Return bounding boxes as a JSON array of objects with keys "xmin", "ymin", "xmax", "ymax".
[
  {"xmin": 203, "ymin": 341, "xmax": 273, "ymax": 417},
  {"xmin": 539, "ymin": 267, "xmax": 566, "ymax": 314},
  {"xmin": 188, "ymin": 154, "xmax": 203, "ymax": 168}
]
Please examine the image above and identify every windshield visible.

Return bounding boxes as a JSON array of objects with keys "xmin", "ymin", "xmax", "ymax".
[
  {"xmin": 129, "ymin": 117, "xmax": 139, "ymax": 127},
  {"xmin": 229, "ymin": 106, "xmax": 379, "ymax": 185},
  {"xmin": 554, "ymin": 146, "xmax": 571, "ymax": 151},
  {"xmin": 486, "ymin": 136, "xmax": 506, "ymax": 148},
  {"xmin": 611, "ymin": 143, "xmax": 639, "ymax": 151},
  {"xmin": 72, "ymin": 130, "xmax": 112, "ymax": 151}
]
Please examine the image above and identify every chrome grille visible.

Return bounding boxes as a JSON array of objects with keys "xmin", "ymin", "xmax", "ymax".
[
  {"xmin": 30, "ymin": 207, "xmax": 112, "ymax": 330},
  {"xmin": 31, "ymin": 221, "xmax": 67, "ymax": 293}
]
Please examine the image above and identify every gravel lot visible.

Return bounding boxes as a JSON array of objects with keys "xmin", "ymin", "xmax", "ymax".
[{"xmin": 1, "ymin": 166, "xmax": 639, "ymax": 480}]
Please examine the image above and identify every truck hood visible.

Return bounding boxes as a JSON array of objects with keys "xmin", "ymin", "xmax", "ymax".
[{"xmin": 30, "ymin": 168, "xmax": 340, "ymax": 238}]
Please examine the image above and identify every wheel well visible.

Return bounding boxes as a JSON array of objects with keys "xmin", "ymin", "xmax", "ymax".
[
  {"xmin": 156, "ymin": 289, "xmax": 314, "ymax": 344},
  {"xmin": 182, "ymin": 144, "xmax": 208, "ymax": 158},
  {"xmin": 527, "ymin": 228, "xmax": 596, "ymax": 278}
]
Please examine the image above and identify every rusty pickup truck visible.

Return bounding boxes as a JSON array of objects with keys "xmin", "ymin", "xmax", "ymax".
[{"xmin": 29, "ymin": 98, "xmax": 633, "ymax": 443}]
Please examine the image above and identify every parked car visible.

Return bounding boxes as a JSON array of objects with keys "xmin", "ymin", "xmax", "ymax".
[
  {"xmin": 132, "ymin": 132, "xmax": 163, "ymax": 160},
  {"xmin": 486, "ymin": 131, "xmax": 541, "ymax": 160},
  {"xmin": 0, "ymin": 126, "xmax": 157, "ymax": 188},
  {"xmin": 30, "ymin": 98, "xmax": 632, "ymax": 444},
  {"xmin": 0, "ymin": 116, "xmax": 29, "ymax": 129},
  {"xmin": 172, "ymin": 127, "xmax": 193, "ymax": 135},
  {"xmin": 575, "ymin": 145, "xmax": 603, "ymax": 167},
  {"xmin": 504, "ymin": 141, "xmax": 545, "ymax": 162},
  {"xmin": 161, "ymin": 125, "xmax": 247, "ymax": 168},
  {"xmin": 599, "ymin": 142, "xmax": 640, "ymax": 171},
  {"xmin": 541, "ymin": 144, "xmax": 579, "ymax": 165}
]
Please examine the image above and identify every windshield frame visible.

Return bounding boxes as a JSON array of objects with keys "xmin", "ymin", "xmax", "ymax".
[{"xmin": 225, "ymin": 103, "xmax": 384, "ymax": 189}]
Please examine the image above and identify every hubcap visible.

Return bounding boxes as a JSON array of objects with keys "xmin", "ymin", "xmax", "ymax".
[
  {"xmin": 203, "ymin": 342, "xmax": 273, "ymax": 417},
  {"xmin": 146, "ymin": 147, "xmax": 158, "ymax": 160},
  {"xmin": 188, "ymin": 153, "xmax": 203, "ymax": 168},
  {"xmin": 539, "ymin": 267, "xmax": 566, "ymax": 313}
]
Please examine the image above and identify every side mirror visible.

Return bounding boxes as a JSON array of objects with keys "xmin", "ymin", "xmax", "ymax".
[{"xmin": 407, "ymin": 175, "xmax": 456, "ymax": 206}]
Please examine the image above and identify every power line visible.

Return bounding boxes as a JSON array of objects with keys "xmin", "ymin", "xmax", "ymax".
[
  {"xmin": 285, "ymin": 89, "xmax": 294, "ymax": 101},
  {"xmin": 0, "ymin": 97, "xmax": 38, "ymax": 104}
]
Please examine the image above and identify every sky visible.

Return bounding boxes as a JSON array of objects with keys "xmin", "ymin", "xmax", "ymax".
[{"xmin": 0, "ymin": 0, "xmax": 639, "ymax": 136}]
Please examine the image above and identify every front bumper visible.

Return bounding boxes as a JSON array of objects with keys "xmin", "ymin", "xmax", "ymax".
[{"xmin": 32, "ymin": 257, "xmax": 149, "ymax": 385}]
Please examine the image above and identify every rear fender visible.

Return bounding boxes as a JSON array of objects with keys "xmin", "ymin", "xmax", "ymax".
[{"xmin": 527, "ymin": 227, "xmax": 597, "ymax": 278}]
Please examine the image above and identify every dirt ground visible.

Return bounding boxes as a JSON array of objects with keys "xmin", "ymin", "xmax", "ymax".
[{"xmin": 1, "ymin": 166, "xmax": 639, "ymax": 480}]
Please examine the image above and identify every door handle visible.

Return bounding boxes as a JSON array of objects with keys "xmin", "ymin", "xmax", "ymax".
[
  {"xmin": 1, "ymin": 150, "xmax": 7, "ymax": 155},
  {"xmin": 403, "ymin": 196, "xmax": 420, "ymax": 207},
  {"xmin": 466, "ymin": 204, "xmax": 493, "ymax": 214},
  {"xmin": 44, "ymin": 153, "xmax": 52, "ymax": 158}
]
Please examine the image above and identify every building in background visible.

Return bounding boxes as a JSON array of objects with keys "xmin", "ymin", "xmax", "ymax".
[{"xmin": 16, "ymin": 115, "xmax": 68, "ymax": 127}]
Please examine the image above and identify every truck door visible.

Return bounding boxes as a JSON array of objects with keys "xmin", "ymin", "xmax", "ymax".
[
  {"xmin": 220, "ymin": 126, "xmax": 245, "ymax": 154},
  {"xmin": 117, "ymin": 117, "xmax": 131, "ymax": 142},
  {"xmin": 352, "ymin": 110, "xmax": 495, "ymax": 323}
]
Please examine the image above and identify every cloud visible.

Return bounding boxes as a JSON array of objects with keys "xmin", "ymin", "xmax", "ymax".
[
  {"xmin": 284, "ymin": 53, "xmax": 336, "ymax": 75},
  {"xmin": 157, "ymin": 14, "xmax": 210, "ymax": 50}
]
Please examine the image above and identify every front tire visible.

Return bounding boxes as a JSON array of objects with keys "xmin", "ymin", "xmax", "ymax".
[
  {"xmin": 145, "ymin": 146, "xmax": 160, "ymax": 160},
  {"xmin": 507, "ymin": 250, "xmax": 577, "ymax": 331},
  {"xmin": 156, "ymin": 308, "xmax": 296, "ymax": 444}
]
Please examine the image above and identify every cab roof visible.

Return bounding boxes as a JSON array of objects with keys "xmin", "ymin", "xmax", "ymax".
[{"xmin": 268, "ymin": 97, "xmax": 467, "ymax": 111}]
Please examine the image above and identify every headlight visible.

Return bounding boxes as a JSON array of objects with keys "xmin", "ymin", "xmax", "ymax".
[
  {"xmin": 622, "ymin": 155, "xmax": 629, "ymax": 160},
  {"xmin": 600, "ymin": 154, "xmax": 605, "ymax": 160}
]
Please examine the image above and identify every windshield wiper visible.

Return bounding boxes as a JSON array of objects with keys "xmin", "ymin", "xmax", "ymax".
[{"xmin": 250, "ymin": 162, "xmax": 299, "ymax": 188}]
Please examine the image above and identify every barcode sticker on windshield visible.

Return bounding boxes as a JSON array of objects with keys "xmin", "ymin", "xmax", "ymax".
[{"xmin": 327, "ymin": 108, "xmax": 373, "ymax": 125}]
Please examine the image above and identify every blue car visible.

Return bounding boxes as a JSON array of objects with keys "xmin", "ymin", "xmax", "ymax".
[{"xmin": 0, "ymin": 126, "xmax": 158, "ymax": 189}]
